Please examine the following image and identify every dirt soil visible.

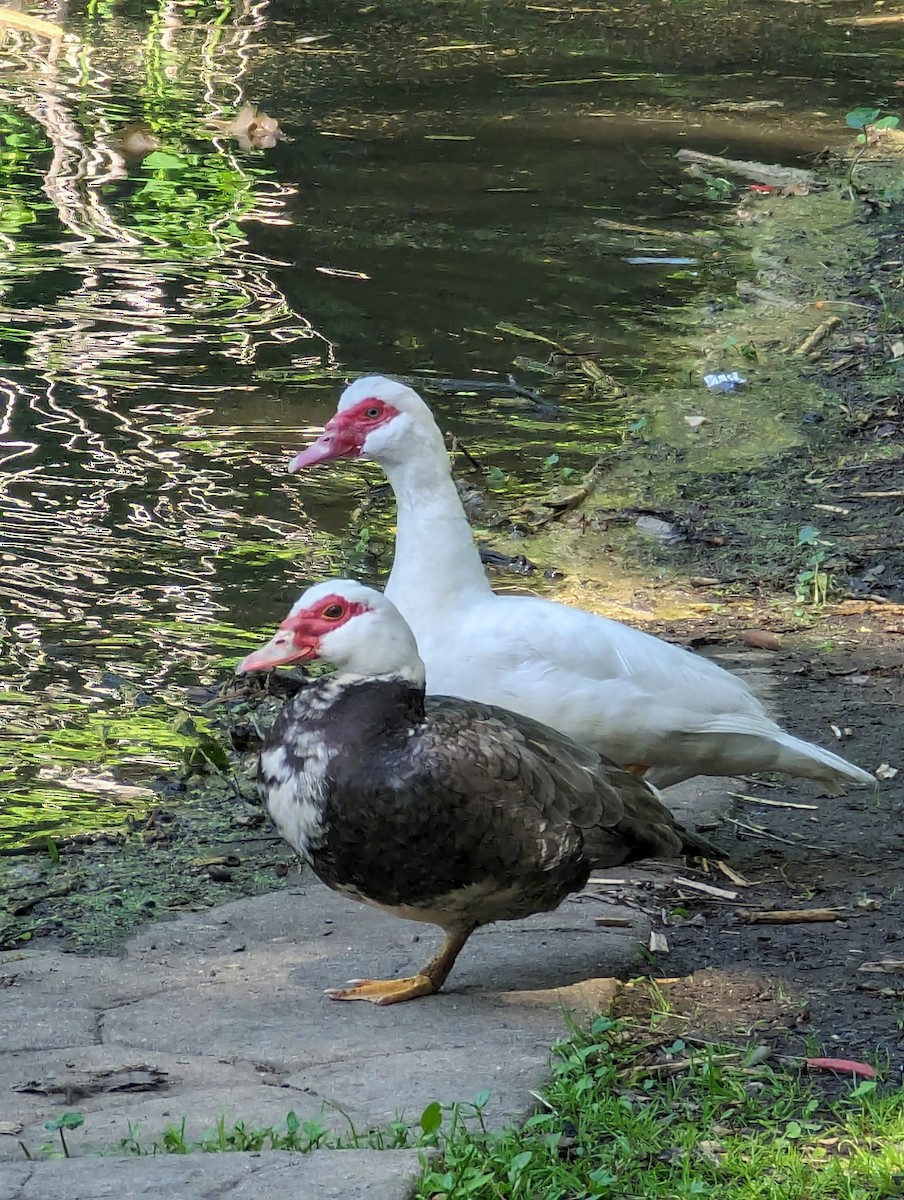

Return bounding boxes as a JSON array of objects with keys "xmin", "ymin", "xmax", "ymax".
[{"xmin": 610, "ymin": 605, "xmax": 904, "ymax": 1066}]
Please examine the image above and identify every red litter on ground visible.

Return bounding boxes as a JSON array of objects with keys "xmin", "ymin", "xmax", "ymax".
[{"xmin": 805, "ymin": 1057, "xmax": 878, "ymax": 1079}]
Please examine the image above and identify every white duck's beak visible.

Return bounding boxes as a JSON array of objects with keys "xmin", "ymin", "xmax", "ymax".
[{"xmin": 288, "ymin": 413, "xmax": 363, "ymax": 472}]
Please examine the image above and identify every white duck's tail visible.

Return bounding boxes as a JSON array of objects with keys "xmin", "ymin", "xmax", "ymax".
[
  {"xmin": 646, "ymin": 714, "xmax": 877, "ymax": 793},
  {"xmin": 766, "ymin": 730, "xmax": 876, "ymax": 793}
]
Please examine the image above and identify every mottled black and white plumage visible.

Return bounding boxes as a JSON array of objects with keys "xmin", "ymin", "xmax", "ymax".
[{"xmin": 238, "ymin": 580, "xmax": 719, "ymax": 1004}]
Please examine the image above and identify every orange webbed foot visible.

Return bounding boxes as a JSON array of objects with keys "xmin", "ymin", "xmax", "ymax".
[{"xmin": 325, "ymin": 973, "xmax": 436, "ymax": 1006}]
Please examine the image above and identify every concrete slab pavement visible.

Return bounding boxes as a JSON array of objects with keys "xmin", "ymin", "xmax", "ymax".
[{"xmin": 0, "ymin": 773, "xmax": 727, "ymax": 1198}]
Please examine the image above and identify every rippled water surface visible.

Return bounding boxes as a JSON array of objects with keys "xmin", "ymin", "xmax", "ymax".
[{"xmin": 0, "ymin": 0, "xmax": 900, "ymax": 845}]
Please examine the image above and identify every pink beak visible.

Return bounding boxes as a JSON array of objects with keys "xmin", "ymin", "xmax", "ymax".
[
  {"xmin": 237, "ymin": 630, "xmax": 317, "ymax": 674},
  {"xmin": 288, "ymin": 415, "xmax": 361, "ymax": 473}
]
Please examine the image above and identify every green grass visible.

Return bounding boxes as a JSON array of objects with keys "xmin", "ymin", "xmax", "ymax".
[
  {"xmin": 416, "ymin": 1018, "xmax": 904, "ymax": 1199},
  {"xmin": 106, "ymin": 1018, "xmax": 904, "ymax": 1199}
]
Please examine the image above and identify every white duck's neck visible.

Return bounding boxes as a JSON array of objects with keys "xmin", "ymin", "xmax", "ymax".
[{"xmin": 380, "ymin": 441, "xmax": 491, "ymax": 608}]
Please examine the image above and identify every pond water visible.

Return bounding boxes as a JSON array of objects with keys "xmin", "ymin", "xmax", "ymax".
[{"xmin": 0, "ymin": 0, "xmax": 900, "ymax": 846}]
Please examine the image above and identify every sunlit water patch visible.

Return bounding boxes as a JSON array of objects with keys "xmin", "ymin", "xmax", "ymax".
[{"xmin": 0, "ymin": 0, "xmax": 898, "ymax": 846}]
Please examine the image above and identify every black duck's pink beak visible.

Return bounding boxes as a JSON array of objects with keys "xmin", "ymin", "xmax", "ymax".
[
  {"xmin": 237, "ymin": 625, "xmax": 319, "ymax": 673},
  {"xmin": 288, "ymin": 414, "xmax": 362, "ymax": 473}
]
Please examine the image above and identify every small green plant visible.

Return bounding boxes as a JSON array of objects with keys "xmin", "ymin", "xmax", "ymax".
[
  {"xmin": 795, "ymin": 524, "xmax": 833, "ymax": 611},
  {"xmin": 42, "ymin": 1112, "xmax": 84, "ymax": 1158},
  {"xmin": 120, "ymin": 1111, "xmax": 333, "ymax": 1156},
  {"xmin": 416, "ymin": 1019, "xmax": 904, "ymax": 1199},
  {"xmin": 845, "ymin": 106, "xmax": 900, "ymax": 145},
  {"xmin": 170, "ymin": 711, "xmax": 231, "ymax": 774},
  {"xmin": 844, "ymin": 107, "xmax": 900, "ymax": 194},
  {"xmin": 722, "ymin": 334, "xmax": 759, "ymax": 362},
  {"xmin": 541, "ymin": 453, "xmax": 578, "ymax": 481}
]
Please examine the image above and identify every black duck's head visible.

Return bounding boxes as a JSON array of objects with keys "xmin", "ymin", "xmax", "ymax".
[{"xmin": 237, "ymin": 579, "xmax": 426, "ymax": 686}]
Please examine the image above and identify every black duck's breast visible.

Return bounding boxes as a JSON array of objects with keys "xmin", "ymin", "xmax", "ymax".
[{"xmin": 260, "ymin": 676, "xmax": 591, "ymax": 923}]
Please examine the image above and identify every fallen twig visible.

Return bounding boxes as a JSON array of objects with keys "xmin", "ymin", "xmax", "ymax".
[
  {"xmin": 794, "ymin": 316, "xmax": 841, "ymax": 356},
  {"xmin": 827, "ymin": 12, "xmax": 904, "ymax": 24},
  {"xmin": 636, "ymin": 1051, "xmax": 742, "ymax": 1075},
  {"xmin": 724, "ymin": 816, "xmax": 822, "ymax": 850},
  {"xmin": 739, "ymin": 908, "xmax": 846, "ymax": 924},
  {"xmin": 592, "ymin": 216, "xmax": 714, "ymax": 242},
  {"xmin": 673, "ymin": 876, "xmax": 738, "ymax": 901},
  {"xmin": 676, "ymin": 149, "xmax": 821, "ymax": 189},
  {"xmin": 405, "ymin": 372, "xmax": 545, "ymax": 404},
  {"xmin": 727, "ymin": 791, "xmax": 819, "ymax": 812},
  {"xmin": 715, "ymin": 860, "xmax": 752, "ymax": 887}
]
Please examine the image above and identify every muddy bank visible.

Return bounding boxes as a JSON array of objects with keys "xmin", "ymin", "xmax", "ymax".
[{"xmin": 512, "ymin": 135, "xmax": 904, "ymax": 612}]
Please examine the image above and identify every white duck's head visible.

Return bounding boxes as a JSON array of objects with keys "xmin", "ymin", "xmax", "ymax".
[
  {"xmin": 288, "ymin": 376, "xmax": 446, "ymax": 473},
  {"xmin": 237, "ymin": 578, "xmax": 425, "ymax": 685}
]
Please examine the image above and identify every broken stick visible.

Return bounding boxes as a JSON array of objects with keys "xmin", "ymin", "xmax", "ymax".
[
  {"xmin": 794, "ymin": 316, "xmax": 841, "ymax": 356},
  {"xmin": 739, "ymin": 908, "xmax": 845, "ymax": 924}
]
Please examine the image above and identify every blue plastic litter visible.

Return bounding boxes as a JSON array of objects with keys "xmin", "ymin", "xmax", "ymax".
[{"xmin": 703, "ymin": 371, "xmax": 746, "ymax": 392}]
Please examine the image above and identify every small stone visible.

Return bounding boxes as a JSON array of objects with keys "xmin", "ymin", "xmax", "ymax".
[{"xmin": 742, "ymin": 629, "xmax": 782, "ymax": 651}]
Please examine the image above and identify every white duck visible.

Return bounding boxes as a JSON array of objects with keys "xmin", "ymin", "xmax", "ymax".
[{"xmin": 287, "ymin": 376, "xmax": 874, "ymax": 792}]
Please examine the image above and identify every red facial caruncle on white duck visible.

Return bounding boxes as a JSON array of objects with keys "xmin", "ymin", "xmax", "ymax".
[{"xmin": 289, "ymin": 398, "xmax": 400, "ymax": 472}]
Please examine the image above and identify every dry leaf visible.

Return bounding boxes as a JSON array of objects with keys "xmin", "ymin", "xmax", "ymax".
[
  {"xmin": 742, "ymin": 629, "xmax": 782, "ymax": 651},
  {"xmin": 0, "ymin": 1121, "xmax": 23, "ymax": 1135},
  {"xmin": 890, "ymin": 340, "xmax": 904, "ymax": 359},
  {"xmin": 875, "ymin": 763, "xmax": 898, "ymax": 781},
  {"xmin": 684, "ymin": 415, "xmax": 709, "ymax": 429}
]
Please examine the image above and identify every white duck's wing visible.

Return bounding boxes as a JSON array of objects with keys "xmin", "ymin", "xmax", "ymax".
[{"xmin": 413, "ymin": 593, "xmax": 874, "ymax": 790}]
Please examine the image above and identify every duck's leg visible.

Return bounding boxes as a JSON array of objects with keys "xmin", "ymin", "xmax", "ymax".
[
  {"xmin": 325, "ymin": 925, "xmax": 476, "ymax": 1006},
  {"xmin": 623, "ymin": 763, "xmax": 648, "ymax": 778}
]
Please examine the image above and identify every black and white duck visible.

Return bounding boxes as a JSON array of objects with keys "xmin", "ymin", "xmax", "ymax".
[{"xmin": 237, "ymin": 580, "xmax": 718, "ymax": 1006}]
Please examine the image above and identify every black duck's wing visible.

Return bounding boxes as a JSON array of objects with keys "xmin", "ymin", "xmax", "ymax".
[{"xmin": 423, "ymin": 697, "xmax": 717, "ymax": 866}]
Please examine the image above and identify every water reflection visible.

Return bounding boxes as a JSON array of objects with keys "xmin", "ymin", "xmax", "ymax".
[
  {"xmin": 0, "ymin": 0, "xmax": 341, "ymax": 846},
  {"xmin": 1, "ymin": 0, "xmax": 895, "ymax": 846}
]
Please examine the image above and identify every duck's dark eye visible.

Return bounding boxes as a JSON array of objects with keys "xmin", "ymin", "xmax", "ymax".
[
  {"xmin": 364, "ymin": 405, "xmax": 381, "ymax": 419},
  {"xmin": 323, "ymin": 604, "xmax": 344, "ymax": 619}
]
